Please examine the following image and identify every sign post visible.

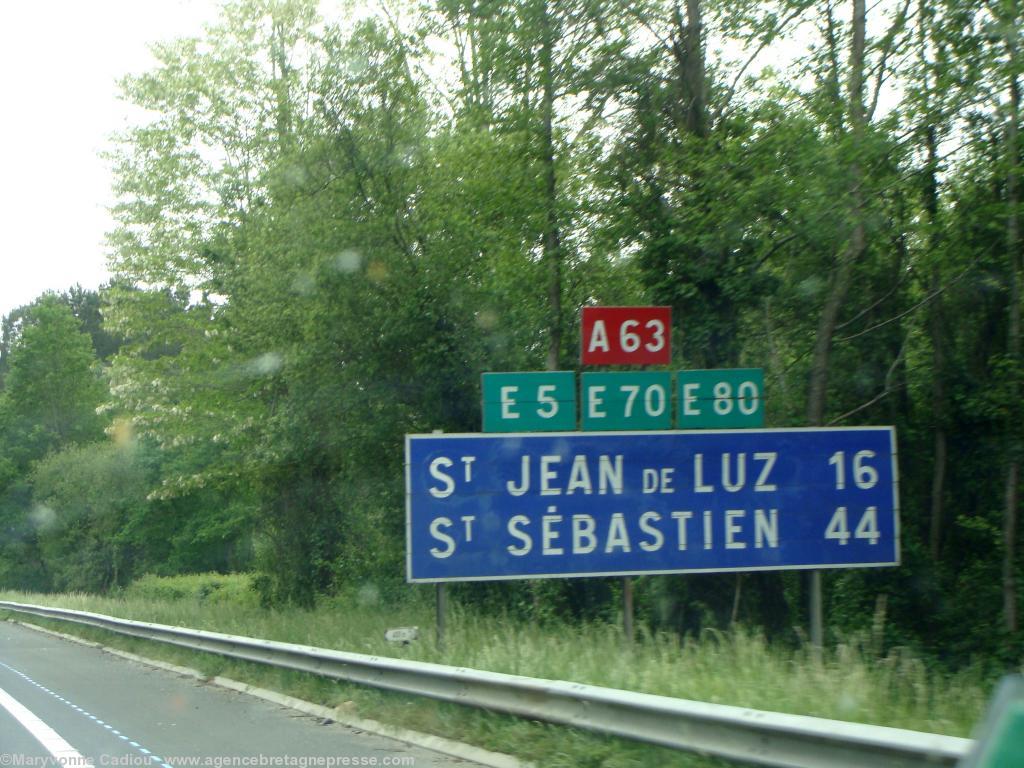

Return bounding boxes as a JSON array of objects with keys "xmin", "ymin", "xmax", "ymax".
[
  {"xmin": 810, "ymin": 571, "xmax": 823, "ymax": 659},
  {"xmin": 623, "ymin": 576, "xmax": 635, "ymax": 644},
  {"xmin": 436, "ymin": 583, "xmax": 447, "ymax": 652}
]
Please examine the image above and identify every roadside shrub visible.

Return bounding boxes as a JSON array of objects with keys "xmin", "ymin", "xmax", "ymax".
[{"xmin": 122, "ymin": 572, "xmax": 258, "ymax": 607}]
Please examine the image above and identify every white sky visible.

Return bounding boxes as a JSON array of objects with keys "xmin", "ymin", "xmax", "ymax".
[{"xmin": 0, "ymin": 0, "xmax": 223, "ymax": 319}]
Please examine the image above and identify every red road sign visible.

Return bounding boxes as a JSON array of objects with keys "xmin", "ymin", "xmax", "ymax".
[{"xmin": 581, "ymin": 306, "xmax": 671, "ymax": 365}]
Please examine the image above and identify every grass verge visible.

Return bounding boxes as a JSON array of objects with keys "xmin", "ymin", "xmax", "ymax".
[{"xmin": 0, "ymin": 577, "xmax": 1002, "ymax": 766}]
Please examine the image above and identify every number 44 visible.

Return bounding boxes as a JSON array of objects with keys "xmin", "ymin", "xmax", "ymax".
[{"xmin": 825, "ymin": 506, "xmax": 880, "ymax": 545}]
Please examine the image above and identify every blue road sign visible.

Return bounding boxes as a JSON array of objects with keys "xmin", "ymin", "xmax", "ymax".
[{"xmin": 405, "ymin": 428, "xmax": 899, "ymax": 582}]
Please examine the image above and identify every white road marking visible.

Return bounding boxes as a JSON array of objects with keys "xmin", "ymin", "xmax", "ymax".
[
  {"xmin": 1, "ymin": 661, "xmax": 172, "ymax": 768},
  {"xmin": 0, "ymin": 684, "xmax": 86, "ymax": 762}
]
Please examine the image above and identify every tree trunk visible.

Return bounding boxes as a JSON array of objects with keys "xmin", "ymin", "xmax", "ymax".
[
  {"xmin": 1003, "ymin": 68, "xmax": 1020, "ymax": 634},
  {"xmin": 805, "ymin": 0, "xmax": 868, "ymax": 652},
  {"xmin": 807, "ymin": 0, "xmax": 866, "ymax": 427},
  {"xmin": 540, "ymin": 0, "xmax": 562, "ymax": 372},
  {"xmin": 271, "ymin": 18, "xmax": 293, "ymax": 149},
  {"xmin": 671, "ymin": 0, "xmax": 706, "ymax": 138},
  {"xmin": 916, "ymin": 0, "xmax": 948, "ymax": 563},
  {"xmin": 924, "ymin": 124, "xmax": 948, "ymax": 561}
]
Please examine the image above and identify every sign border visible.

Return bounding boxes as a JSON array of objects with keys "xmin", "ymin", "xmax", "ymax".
[{"xmin": 405, "ymin": 427, "xmax": 900, "ymax": 584}]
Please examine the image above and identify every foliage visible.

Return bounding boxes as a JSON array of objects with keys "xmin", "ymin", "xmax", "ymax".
[
  {"xmin": 0, "ymin": 295, "xmax": 105, "ymax": 455},
  {"xmin": 30, "ymin": 442, "xmax": 148, "ymax": 592},
  {"xmin": 121, "ymin": 572, "xmax": 259, "ymax": 606},
  {"xmin": 0, "ymin": 294, "xmax": 109, "ymax": 591},
  {"xmin": 0, "ymin": 0, "xmax": 1021, "ymax": 675},
  {"xmin": 1, "ymin": 584, "xmax": 997, "ymax": 738}
]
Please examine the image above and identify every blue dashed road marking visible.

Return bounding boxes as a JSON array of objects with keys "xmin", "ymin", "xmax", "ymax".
[{"xmin": 0, "ymin": 660, "xmax": 172, "ymax": 766}]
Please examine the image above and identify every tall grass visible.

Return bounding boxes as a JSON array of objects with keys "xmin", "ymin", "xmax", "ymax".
[{"xmin": 0, "ymin": 574, "xmax": 996, "ymax": 738}]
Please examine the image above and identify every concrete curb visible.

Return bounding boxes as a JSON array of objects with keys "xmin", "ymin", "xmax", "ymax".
[{"xmin": 9, "ymin": 619, "xmax": 529, "ymax": 768}]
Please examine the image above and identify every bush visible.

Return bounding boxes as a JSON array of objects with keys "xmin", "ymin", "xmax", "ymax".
[{"xmin": 122, "ymin": 573, "xmax": 258, "ymax": 607}]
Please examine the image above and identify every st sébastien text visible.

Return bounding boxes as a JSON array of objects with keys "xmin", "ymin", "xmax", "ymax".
[{"xmin": 426, "ymin": 451, "xmax": 781, "ymax": 559}]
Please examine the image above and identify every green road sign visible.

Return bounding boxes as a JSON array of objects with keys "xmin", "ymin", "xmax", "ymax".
[
  {"xmin": 581, "ymin": 371, "xmax": 672, "ymax": 431},
  {"xmin": 677, "ymin": 369, "xmax": 764, "ymax": 429},
  {"xmin": 962, "ymin": 676, "xmax": 1024, "ymax": 768},
  {"xmin": 482, "ymin": 371, "xmax": 576, "ymax": 432}
]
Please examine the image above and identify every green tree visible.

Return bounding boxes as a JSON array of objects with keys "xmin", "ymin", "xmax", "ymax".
[
  {"xmin": 1, "ymin": 295, "xmax": 105, "ymax": 457},
  {"xmin": 30, "ymin": 442, "xmax": 148, "ymax": 592},
  {"xmin": 0, "ymin": 295, "xmax": 107, "ymax": 590}
]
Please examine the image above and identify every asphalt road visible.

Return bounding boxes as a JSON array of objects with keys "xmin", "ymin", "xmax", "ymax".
[{"xmin": 0, "ymin": 621, "xmax": 471, "ymax": 768}]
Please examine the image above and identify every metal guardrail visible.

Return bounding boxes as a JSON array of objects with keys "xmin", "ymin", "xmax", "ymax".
[{"xmin": 0, "ymin": 600, "xmax": 972, "ymax": 768}]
